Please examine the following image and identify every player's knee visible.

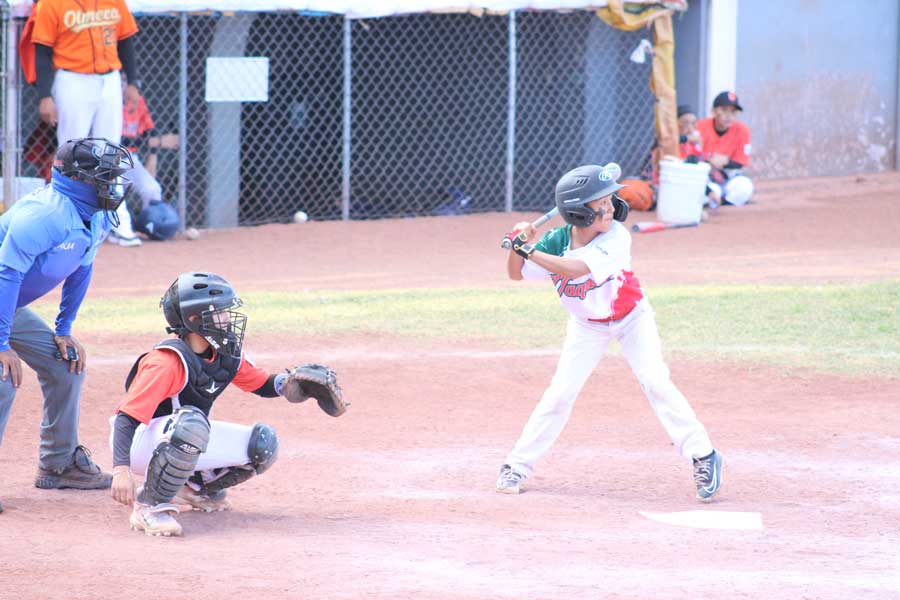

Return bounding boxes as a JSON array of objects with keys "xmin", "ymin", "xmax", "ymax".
[
  {"xmin": 724, "ymin": 176, "xmax": 753, "ymax": 205},
  {"xmin": 248, "ymin": 422, "xmax": 278, "ymax": 475},
  {"xmin": 170, "ymin": 405, "xmax": 211, "ymax": 454},
  {"xmin": 635, "ymin": 367, "xmax": 672, "ymax": 399}
]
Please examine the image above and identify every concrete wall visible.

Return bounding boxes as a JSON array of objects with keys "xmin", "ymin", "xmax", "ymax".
[{"xmin": 734, "ymin": 0, "xmax": 899, "ymax": 178}]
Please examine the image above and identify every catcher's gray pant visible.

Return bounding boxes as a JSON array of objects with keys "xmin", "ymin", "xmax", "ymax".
[
  {"xmin": 504, "ymin": 300, "xmax": 714, "ymax": 478},
  {"xmin": 0, "ymin": 308, "xmax": 85, "ymax": 471},
  {"xmin": 129, "ymin": 155, "xmax": 163, "ymax": 210}
]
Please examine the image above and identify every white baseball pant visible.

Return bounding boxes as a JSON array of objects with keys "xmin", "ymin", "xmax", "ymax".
[
  {"xmin": 53, "ymin": 69, "xmax": 137, "ymax": 237},
  {"xmin": 109, "ymin": 413, "xmax": 253, "ymax": 475},
  {"xmin": 505, "ymin": 299, "xmax": 713, "ymax": 477}
]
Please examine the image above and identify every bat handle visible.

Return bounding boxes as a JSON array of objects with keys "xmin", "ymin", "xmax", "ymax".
[{"xmin": 500, "ymin": 238, "xmax": 513, "ymax": 250}]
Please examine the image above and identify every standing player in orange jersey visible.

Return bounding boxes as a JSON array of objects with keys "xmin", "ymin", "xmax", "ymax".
[{"xmin": 29, "ymin": 0, "xmax": 145, "ymax": 246}]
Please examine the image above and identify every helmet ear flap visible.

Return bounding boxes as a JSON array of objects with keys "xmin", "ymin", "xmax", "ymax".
[{"xmin": 612, "ymin": 195, "xmax": 630, "ymax": 222}]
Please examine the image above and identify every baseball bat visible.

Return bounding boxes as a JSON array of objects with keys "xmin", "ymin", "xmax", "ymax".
[
  {"xmin": 500, "ymin": 206, "xmax": 560, "ymax": 249},
  {"xmin": 631, "ymin": 220, "xmax": 699, "ymax": 234}
]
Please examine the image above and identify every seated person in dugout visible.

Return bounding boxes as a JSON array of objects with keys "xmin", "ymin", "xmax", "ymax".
[{"xmin": 695, "ymin": 91, "xmax": 754, "ymax": 207}]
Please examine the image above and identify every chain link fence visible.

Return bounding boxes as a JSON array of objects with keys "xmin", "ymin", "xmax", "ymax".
[{"xmin": 3, "ymin": 9, "xmax": 656, "ymax": 226}]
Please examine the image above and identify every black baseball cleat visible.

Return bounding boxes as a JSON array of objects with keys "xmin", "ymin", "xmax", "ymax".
[
  {"xmin": 35, "ymin": 445, "xmax": 112, "ymax": 490},
  {"xmin": 693, "ymin": 450, "xmax": 724, "ymax": 501}
]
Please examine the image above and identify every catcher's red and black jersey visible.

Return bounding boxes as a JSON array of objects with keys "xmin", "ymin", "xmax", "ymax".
[{"xmin": 118, "ymin": 339, "xmax": 268, "ymax": 424}]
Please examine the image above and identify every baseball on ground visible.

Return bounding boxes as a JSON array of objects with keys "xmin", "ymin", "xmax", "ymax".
[
  {"xmin": 185, "ymin": 227, "xmax": 200, "ymax": 240},
  {"xmin": 293, "ymin": 210, "xmax": 309, "ymax": 223}
]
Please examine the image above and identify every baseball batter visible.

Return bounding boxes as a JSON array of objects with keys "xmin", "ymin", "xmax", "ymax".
[
  {"xmin": 31, "ymin": 0, "xmax": 144, "ymax": 245},
  {"xmin": 496, "ymin": 164, "xmax": 723, "ymax": 501},
  {"xmin": 110, "ymin": 272, "xmax": 346, "ymax": 536}
]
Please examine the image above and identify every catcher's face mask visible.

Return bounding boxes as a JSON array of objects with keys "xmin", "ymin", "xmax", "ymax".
[
  {"xmin": 196, "ymin": 298, "xmax": 247, "ymax": 358},
  {"xmin": 162, "ymin": 272, "xmax": 248, "ymax": 358}
]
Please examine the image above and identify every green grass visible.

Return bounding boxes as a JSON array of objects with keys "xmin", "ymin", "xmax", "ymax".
[{"xmin": 31, "ymin": 280, "xmax": 900, "ymax": 377}]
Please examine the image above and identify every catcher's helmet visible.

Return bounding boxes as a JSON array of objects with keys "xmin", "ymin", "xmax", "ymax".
[
  {"xmin": 160, "ymin": 272, "xmax": 247, "ymax": 358},
  {"xmin": 555, "ymin": 164, "xmax": 630, "ymax": 227},
  {"xmin": 135, "ymin": 200, "xmax": 180, "ymax": 241},
  {"xmin": 54, "ymin": 137, "xmax": 133, "ymax": 215}
]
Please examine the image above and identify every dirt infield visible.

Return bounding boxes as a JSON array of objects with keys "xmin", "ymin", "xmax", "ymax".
[{"xmin": 1, "ymin": 173, "xmax": 899, "ymax": 599}]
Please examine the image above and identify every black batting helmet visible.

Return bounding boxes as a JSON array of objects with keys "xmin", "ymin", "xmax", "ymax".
[
  {"xmin": 160, "ymin": 272, "xmax": 247, "ymax": 358},
  {"xmin": 54, "ymin": 138, "xmax": 133, "ymax": 214},
  {"xmin": 555, "ymin": 164, "xmax": 630, "ymax": 227}
]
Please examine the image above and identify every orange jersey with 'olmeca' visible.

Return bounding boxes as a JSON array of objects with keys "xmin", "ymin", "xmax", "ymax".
[{"xmin": 30, "ymin": 0, "xmax": 138, "ymax": 74}]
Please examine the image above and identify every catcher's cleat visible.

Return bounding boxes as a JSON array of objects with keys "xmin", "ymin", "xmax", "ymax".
[
  {"xmin": 175, "ymin": 485, "xmax": 232, "ymax": 512},
  {"xmin": 496, "ymin": 464, "xmax": 525, "ymax": 495},
  {"xmin": 35, "ymin": 445, "xmax": 112, "ymax": 490},
  {"xmin": 130, "ymin": 502, "xmax": 183, "ymax": 536},
  {"xmin": 693, "ymin": 450, "xmax": 724, "ymax": 502}
]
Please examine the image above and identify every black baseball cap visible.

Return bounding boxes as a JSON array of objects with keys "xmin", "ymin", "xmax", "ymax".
[
  {"xmin": 713, "ymin": 91, "xmax": 743, "ymax": 111},
  {"xmin": 677, "ymin": 104, "xmax": 695, "ymax": 118}
]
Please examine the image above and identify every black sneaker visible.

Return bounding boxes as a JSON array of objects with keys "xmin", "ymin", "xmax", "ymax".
[
  {"xmin": 35, "ymin": 445, "xmax": 113, "ymax": 490},
  {"xmin": 693, "ymin": 450, "xmax": 724, "ymax": 501}
]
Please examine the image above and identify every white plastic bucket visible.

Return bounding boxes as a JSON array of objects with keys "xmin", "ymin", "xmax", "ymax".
[{"xmin": 656, "ymin": 160, "xmax": 710, "ymax": 224}]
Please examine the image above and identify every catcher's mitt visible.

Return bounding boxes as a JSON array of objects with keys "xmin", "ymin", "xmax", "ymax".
[{"xmin": 282, "ymin": 364, "xmax": 347, "ymax": 417}]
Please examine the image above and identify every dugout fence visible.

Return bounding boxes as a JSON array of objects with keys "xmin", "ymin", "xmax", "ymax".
[{"xmin": 2, "ymin": 9, "xmax": 658, "ymax": 228}]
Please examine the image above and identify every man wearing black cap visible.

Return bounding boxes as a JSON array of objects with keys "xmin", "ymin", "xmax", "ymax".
[{"xmin": 695, "ymin": 91, "xmax": 754, "ymax": 206}]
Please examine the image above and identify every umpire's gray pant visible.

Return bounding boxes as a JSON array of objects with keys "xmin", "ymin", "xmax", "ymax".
[{"xmin": 0, "ymin": 308, "xmax": 84, "ymax": 471}]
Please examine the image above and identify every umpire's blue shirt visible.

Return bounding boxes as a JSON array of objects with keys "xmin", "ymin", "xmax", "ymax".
[{"xmin": 0, "ymin": 173, "xmax": 111, "ymax": 351}]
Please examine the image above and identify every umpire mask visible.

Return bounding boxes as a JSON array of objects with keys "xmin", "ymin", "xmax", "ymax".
[{"xmin": 55, "ymin": 138, "xmax": 134, "ymax": 225}]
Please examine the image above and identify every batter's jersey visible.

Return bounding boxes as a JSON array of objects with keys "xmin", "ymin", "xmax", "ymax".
[
  {"xmin": 31, "ymin": 0, "xmax": 138, "ymax": 74},
  {"xmin": 696, "ymin": 118, "xmax": 752, "ymax": 166},
  {"xmin": 116, "ymin": 345, "xmax": 269, "ymax": 424},
  {"xmin": 521, "ymin": 221, "xmax": 643, "ymax": 321}
]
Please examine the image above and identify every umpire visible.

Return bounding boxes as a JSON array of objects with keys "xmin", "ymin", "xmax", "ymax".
[{"xmin": 0, "ymin": 137, "xmax": 132, "ymax": 513}]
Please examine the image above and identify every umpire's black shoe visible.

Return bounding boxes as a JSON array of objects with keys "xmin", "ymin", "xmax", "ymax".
[
  {"xmin": 693, "ymin": 449, "xmax": 724, "ymax": 501},
  {"xmin": 35, "ymin": 445, "xmax": 113, "ymax": 490}
]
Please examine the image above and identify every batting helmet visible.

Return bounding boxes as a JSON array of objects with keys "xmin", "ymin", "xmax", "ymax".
[
  {"xmin": 54, "ymin": 138, "xmax": 133, "ymax": 214},
  {"xmin": 555, "ymin": 164, "xmax": 629, "ymax": 227},
  {"xmin": 160, "ymin": 272, "xmax": 247, "ymax": 358},
  {"xmin": 135, "ymin": 200, "xmax": 180, "ymax": 241}
]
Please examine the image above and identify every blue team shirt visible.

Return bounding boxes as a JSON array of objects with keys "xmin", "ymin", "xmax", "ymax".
[{"xmin": 0, "ymin": 186, "xmax": 110, "ymax": 349}]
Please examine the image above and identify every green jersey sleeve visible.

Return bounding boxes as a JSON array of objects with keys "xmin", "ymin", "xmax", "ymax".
[{"xmin": 534, "ymin": 225, "xmax": 572, "ymax": 257}]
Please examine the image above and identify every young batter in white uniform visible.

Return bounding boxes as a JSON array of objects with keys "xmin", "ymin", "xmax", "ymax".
[{"xmin": 496, "ymin": 164, "xmax": 723, "ymax": 501}]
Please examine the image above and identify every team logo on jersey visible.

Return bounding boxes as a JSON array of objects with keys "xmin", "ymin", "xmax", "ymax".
[
  {"xmin": 63, "ymin": 8, "xmax": 121, "ymax": 33},
  {"xmin": 550, "ymin": 274, "xmax": 614, "ymax": 300},
  {"xmin": 55, "ymin": 242, "xmax": 76, "ymax": 251}
]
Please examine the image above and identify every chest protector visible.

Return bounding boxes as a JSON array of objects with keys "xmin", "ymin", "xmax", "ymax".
[{"xmin": 125, "ymin": 338, "xmax": 242, "ymax": 419}]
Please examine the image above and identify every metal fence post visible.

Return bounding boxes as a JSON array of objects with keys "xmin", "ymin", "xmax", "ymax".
[
  {"xmin": 178, "ymin": 12, "xmax": 187, "ymax": 231},
  {"xmin": 2, "ymin": 2, "xmax": 17, "ymax": 210},
  {"xmin": 342, "ymin": 17, "xmax": 352, "ymax": 221},
  {"xmin": 505, "ymin": 10, "xmax": 517, "ymax": 213}
]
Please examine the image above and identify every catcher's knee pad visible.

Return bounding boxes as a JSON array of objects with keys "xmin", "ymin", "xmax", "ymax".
[
  {"xmin": 248, "ymin": 422, "xmax": 278, "ymax": 475},
  {"xmin": 139, "ymin": 406, "xmax": 210, "ymax": 505},
  {"xmin": 724, "ymin": 175, "xmax": 753, "ymax": 206},
  {"xmin": 203, "ymin": 423, "xmax": 278, "ymax": 494}
]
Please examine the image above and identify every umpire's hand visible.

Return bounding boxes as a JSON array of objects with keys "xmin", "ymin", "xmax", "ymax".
[
  {"xmin": 0, "ymin": 348, "xmax": 22, "ymax": 388},
  {"xmin": 53, "ymin": 335, "xmax": 86, "ymax": 374}
]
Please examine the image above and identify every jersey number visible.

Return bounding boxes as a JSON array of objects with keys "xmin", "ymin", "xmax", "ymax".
[{"xmin": 102, "ymin": 27, "xmax": 116, "ymax": 46}]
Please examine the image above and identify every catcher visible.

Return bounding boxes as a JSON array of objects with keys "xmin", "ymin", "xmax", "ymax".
[{"xmin": 109, "ymin": 271, "xmax": 346, "ymax": 536}]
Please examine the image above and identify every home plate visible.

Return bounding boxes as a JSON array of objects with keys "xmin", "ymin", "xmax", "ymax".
[{"xmin": 639, "ymin": 510, "xmax": 763, "ymax": 531}]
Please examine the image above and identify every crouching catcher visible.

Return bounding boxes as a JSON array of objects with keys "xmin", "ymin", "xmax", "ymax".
[{"xmin": 110, "ymin": 271, "xmax": 346, "ymax": 536}]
